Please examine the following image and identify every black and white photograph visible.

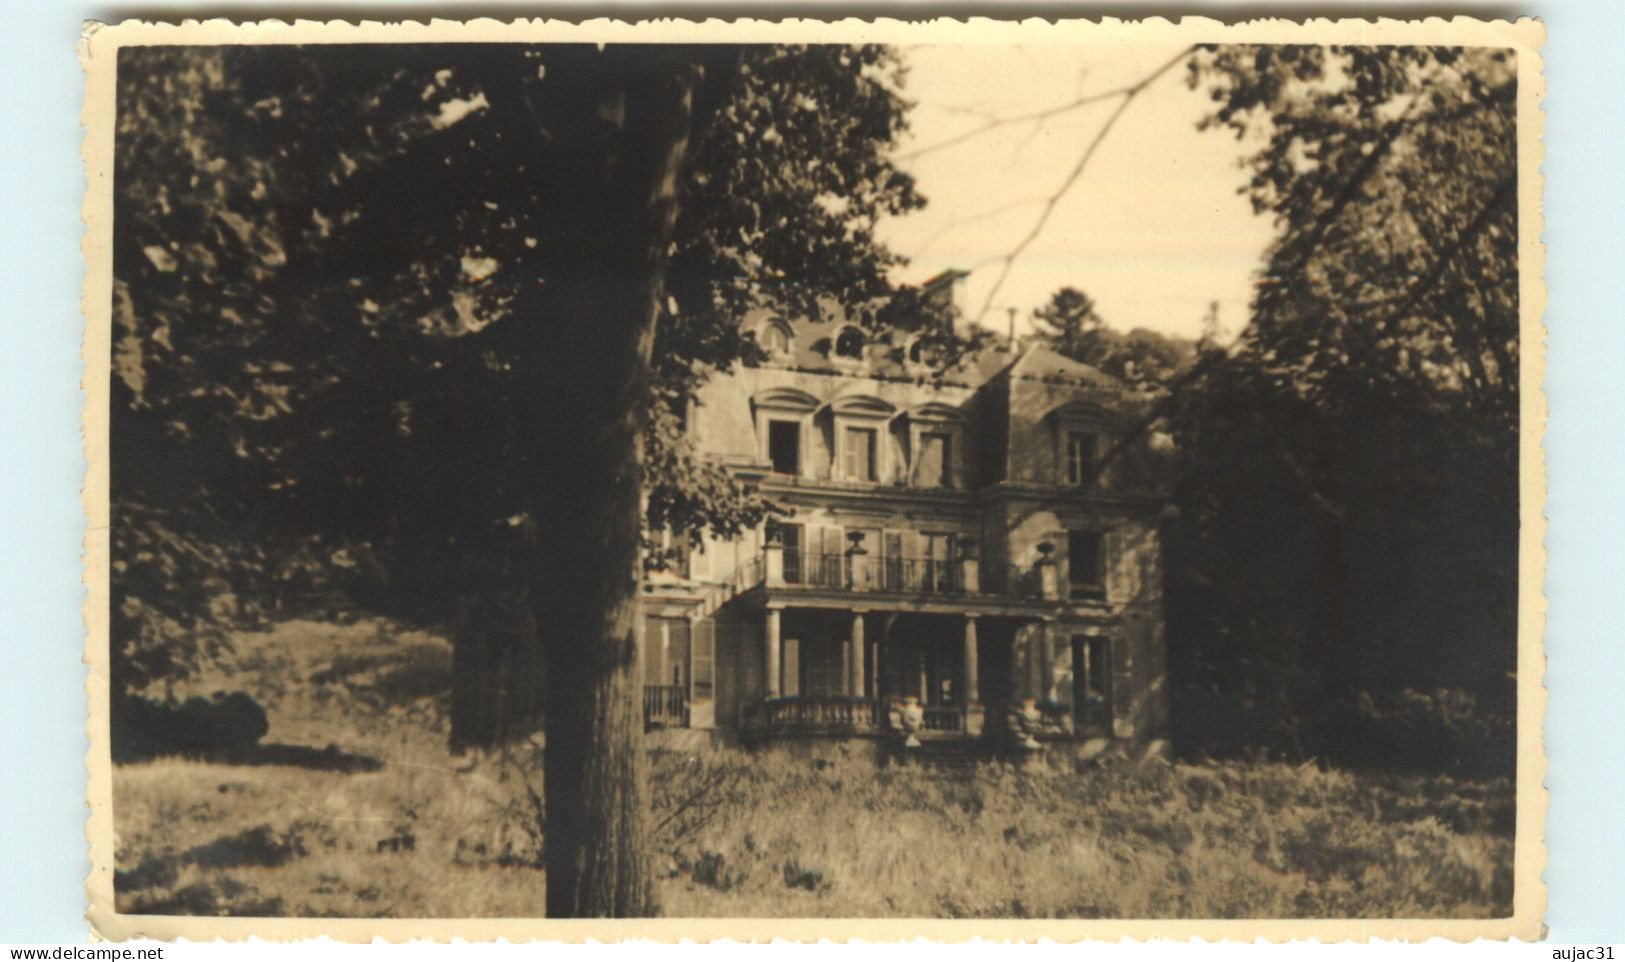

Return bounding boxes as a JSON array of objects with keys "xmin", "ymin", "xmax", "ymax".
[{"xmin": 81, "ymin": 17, "xmax": 1544, "ymax": 940}]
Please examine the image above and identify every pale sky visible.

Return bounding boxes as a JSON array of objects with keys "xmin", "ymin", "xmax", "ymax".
[{"xmin": 878, "ymin": 44, "xmax": 1279, "ymax": 343}]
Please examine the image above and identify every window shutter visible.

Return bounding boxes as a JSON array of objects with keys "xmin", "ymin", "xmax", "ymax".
[
  {"xmin": 1105, "ymin": 527, "xmax": 1127, "ymax": 603},
  {"xmin": 883, "ymin": 530, "xmax": 903, "ymax": 591},
  {"xmin": 902, "ymin": 530, "xmax": 923, "ymax": 591},
  {"xmin": 818, "ymin": 526, "xmax": 844, "ymax": 586},
  {"xmin": 691, "ymin": 619, "xmax": 714, "ymax": 702}
]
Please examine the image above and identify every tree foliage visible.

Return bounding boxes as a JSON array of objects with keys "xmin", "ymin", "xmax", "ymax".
[
  {"xmin": 112, "ymin": 41, "xmax": 927, "ymax": 918},
  {"xmin": 1028, "ymin": 286, "xmax": 1192, "ymax": 388},
  {"xmin": 110, "ymin": 43, "xmax": 923, "ymax": 695},
  {"xmin": 1164, "ymin": 45, "xmax": 1520, "ymax": 775},
  {"xmin": 1194, "ymin": 44, "xmax": 1518, "ymax": 440}
]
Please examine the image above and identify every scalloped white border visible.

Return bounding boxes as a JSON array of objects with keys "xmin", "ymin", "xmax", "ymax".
[{"xmin": 80, "ymin": 14, "xmax": 1547, "ymax": 943}]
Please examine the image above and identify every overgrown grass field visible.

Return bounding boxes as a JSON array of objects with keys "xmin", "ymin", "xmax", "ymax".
[{"xmin": 113, "ymin": 619, "xmax": 1514, "ymax": 918}]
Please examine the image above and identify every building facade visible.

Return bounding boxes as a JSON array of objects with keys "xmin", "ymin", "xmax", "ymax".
[{"xmin": 641, "ymin": 298, "xmax": 1170, "ymax": 752}]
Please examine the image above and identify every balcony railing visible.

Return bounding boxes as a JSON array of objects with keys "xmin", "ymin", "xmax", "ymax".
[
  {"xmin": 740, "ymin": 696, "xmax": 989, "ymax": 739},
  {"xmin": 780, "ymin": 550, "xmax": 961, "ymax": 594},
  {"xmin": 999, "ymin": 563, "xmax": 1047, "ymax": 599},
  {"xmin": 921, "ymin": 705, "xmax": 965, "ymax": 733},
  {"xmin": 756, "ymin": 695, "xmax": 881, "ymax": 734},
  {"xmin": 642, "ymin": 684, "xmax": 688, "ymax": 730}
]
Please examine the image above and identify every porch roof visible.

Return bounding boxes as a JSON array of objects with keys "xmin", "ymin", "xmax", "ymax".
[{"xmin": 742, "ymin": 584, "xmax": 1115, "ymax": 621}]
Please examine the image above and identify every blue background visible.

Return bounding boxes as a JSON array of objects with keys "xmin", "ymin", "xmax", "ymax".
[{"xmin": 3, "ymin": 0, "xmax": 1617, "ymax": 942}]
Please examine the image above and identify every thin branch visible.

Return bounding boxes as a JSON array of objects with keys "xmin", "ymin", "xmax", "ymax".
[
  {"xmin": 911, "ymin": 195, "xmax": 1052, "ymax": 256},
  {"xmin": 896, "ymin": 86, "xmax": 1133, "ymax": 162},
  {"xmin": 971, "ymin": 46, "xmax": 1194, "ymax": 325}
]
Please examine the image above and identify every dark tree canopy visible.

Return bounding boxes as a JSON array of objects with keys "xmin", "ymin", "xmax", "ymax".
[
  {"xmin": 1163, "ymin": 45, "xmax": 1521, "ymax": 775},
  {"xmin": 1191, "ymin": 44, "xmax": 1518, "ymax": 440},
  {"xmin": 110, "ymin": 43, "xmax": 924, "ymax": 695},
  {"xmin": 112, "ymin": 41, "xmax": 930, "ymax": 919}
]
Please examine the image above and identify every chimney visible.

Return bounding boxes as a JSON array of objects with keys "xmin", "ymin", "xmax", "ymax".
[{"xmin": 920, "ymin": 268, "xmax": 971, "ymax": 335}]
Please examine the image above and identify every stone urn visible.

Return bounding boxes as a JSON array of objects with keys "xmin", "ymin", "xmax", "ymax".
[
  {"xmin": 1010, "ymin": 696, "xmax": 1044, "ymax": 751},
  {"xmin": 895, "ymin": 695, "xmax": 926, "ymax": 748}
]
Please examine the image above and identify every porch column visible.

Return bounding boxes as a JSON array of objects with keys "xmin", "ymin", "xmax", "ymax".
[
  {"xmin": 870, "ymin": 623, "xmax": 882, "ymax": 700},
  {"xmin": 962, "ymin": 615, "xmax": 979, "ymax": 703},
  {"xmin": 850, "ymin": 612, "xmax": 867, "ymax": 697},
  {"xmin": 764, "ymin": 606, "xmax": 782, "ymax": 698},
  {"xmin": 763, "ymin": 537, "xmax": 784, "ymax": 588}
]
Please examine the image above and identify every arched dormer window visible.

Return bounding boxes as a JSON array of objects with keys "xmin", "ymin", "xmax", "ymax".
[
  {"xmin": 904, "ymin": 402, "xmax": 966, "ymax": 489},
  {"xmin": 834, "ymin": 325, "xmax": 867, "ymax": 359},
  {"xmin": 828, "ymin": 394, "xmax": 897, "ymax": 483},
  {"xmin": 759, "ymin": 319, "xmax": 793, "ymax": 356},
  {"xmin": 906, "ymin": 334, "xmax": 944, "ymax": 368},
  {"xmin": 751, "ymin": 387, "xmax": 820, "ymax": 478}
]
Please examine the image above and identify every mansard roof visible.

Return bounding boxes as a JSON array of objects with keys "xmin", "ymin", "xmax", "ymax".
[
  {"xmin": 742, "ymin": 303, "xmax": 1144, "ymax": 411},
  {"xmin": 1007, "ymin": 344, "xmax": 1124, "ymax": 390}
]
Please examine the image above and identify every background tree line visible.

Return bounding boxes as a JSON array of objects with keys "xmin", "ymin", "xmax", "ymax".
[{"xmin": 1026, "ymin": 45, "xmax": 1520, "ymax": 778}]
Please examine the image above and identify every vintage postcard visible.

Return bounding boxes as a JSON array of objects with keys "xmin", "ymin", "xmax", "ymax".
[{"xmin": 81, "ymin": 15, "xmax": 1546, "ymax": 942}]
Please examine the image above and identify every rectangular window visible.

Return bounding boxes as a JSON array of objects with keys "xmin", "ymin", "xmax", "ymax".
[
  {"xmin": 884, "ymin": 531, "xmax": 904, "ymax": 591},
  {"xmin": 1068, "ymin": 529, "xmax": 1104, "ymax": 594},
  {"xmin": 668, "ymin": 620, "xmax": 691, "ymax": 688},
  {"xmin": 844, "ymin": 426, "xmax": 877, "ymax": 481},
  {"xmin": 768, "ymin": 420, "xmax": 800, "ymax": 475},
  {"xmin": 1066, "ymin": 431, "xmax": 1097, "ymax": 486},
  {"xmin": 1071, "ymin": 636, "xmax": 1112, "ymax": 732},
  {"xmin": 917, "ymin": 431, "xmax": 953, "ymax": 488},
  {"xmin": 1088, "ymin": 637, "xmax": 1111, "ymax": 701},
  {"xmin": 780, "ymin": 523, "xmax": 803, "ymax": 584}
]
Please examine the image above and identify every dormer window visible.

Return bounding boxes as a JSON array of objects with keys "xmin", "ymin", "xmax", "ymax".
[
  {"xmin": 828, "ymin": 394, "xmax": 897, "ymax": 483},
  {"xmin": 916, "ymin": 431, "xmax": 953, "ymax": 488},
  {"xmin": 751, "ymin": 387, "xmax": 819, "ymax": 479},
  {"xmin": 842, "ymin": 426, "xmax": 878, "ymax": 481},
  {"xmin": 1065, "ymin": 430, "xmax": 1098, "ymax": 486},
  {"xmin": 768, "ymin": 420, "xmax": 801, "ymax": 475},
  {"xmin": 760, "ymin": 320, "xmax": 792, "ymax": 356},
  {"xmin": 1049, "ymin": 401, "xmax": 1111, "ymax": 489},
  {"xmin": 834, "ymin": 326, "xmax": 866, "ymax": 359},
  {"xmin": 903, "ymin": 402, "xmax": 966, "ymax": 490}
]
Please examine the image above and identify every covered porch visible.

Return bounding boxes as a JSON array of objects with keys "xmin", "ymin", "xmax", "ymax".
[{"xmin": 737, "ymin": 602, "xmax": 1117, "ymax": 744}]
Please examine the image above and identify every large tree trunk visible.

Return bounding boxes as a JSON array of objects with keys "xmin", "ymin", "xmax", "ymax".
[{"xmin": 524, "ymin": 53, "xmax": 699, "ymax": 919}]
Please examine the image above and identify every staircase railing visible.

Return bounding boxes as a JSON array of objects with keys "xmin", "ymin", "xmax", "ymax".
[
  {"xmin": 687, "ymin": 555, "xmax": 766, "ymax": 623},
  {"xmin": 642, "ymin": 684, "xmax": 689, "ymax": 729}
]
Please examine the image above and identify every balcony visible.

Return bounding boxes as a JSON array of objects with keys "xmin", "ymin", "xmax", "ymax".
[{"xmin": 779, "ymin": 551, "xmax": 962, "ymax": 595}]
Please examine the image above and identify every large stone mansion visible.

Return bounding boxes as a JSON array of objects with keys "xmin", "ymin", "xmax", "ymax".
[{"xmin": 641, "ymin": 277, "xmax": 1171, "ymax": 754}]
